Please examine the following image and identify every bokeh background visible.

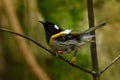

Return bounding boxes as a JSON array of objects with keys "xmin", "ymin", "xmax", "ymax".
[{"xmin": 0, "ymin": 0, "xmax": 120, "ymax": 80}]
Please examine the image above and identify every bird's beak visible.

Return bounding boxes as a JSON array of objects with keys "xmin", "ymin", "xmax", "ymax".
[{"xmin": 38, "ymin": 21, "xmax": 44, "ymax": 24}]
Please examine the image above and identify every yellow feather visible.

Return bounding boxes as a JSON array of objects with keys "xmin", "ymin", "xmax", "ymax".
[{"xmin": 49, "ymin": 31, "xmax": 63, "ymax": 46}]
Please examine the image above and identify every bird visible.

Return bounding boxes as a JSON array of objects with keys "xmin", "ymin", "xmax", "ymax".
[{"xmin": 39, "ymin": 21, "xmax": 105, "ymax": 58}]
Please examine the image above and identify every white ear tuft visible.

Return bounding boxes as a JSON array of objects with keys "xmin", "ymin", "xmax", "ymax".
[{"xmin": 54, "ymin": 25, "xmax": 59, "ymax": 30}]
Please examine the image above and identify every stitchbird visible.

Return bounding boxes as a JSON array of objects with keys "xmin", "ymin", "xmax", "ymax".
[{"xmin": 39, "ymin": 21, "xmax": 105, "ymax": 57}]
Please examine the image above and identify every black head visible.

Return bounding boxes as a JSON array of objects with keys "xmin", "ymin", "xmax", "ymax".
[{"xmin": 39, "ymin": 21, "xmax": 63, "ymax": 43}]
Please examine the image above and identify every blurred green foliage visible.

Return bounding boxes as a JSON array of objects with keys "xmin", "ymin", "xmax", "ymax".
[{"xmin": 38, "ymin": 0, "xmax": 86, "ymax": 29}]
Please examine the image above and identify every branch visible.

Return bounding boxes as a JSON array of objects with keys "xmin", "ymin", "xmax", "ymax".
[
  {"xmin": 87, "ymin": 0, "xmax": 99, "ymax": 79},
  {"xmin": 87, "ymin": 0, "xmax": 99, "ymax": 72},
  {"xmin": 100, "ymin": 54, "xmax": 120, "ymax": 74},
  {"xmin": 0, "ymin": 28, "xmax": 93, "ymax": 75}
]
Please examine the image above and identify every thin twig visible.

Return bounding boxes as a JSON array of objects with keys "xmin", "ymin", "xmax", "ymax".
[
  {"xmin": 0, "ymin": 28, "xmax": 94, "ymax": 75},
  {"xmin": 100, "ymin": 54, "xmax": 120, "ymax": 74},
  {"xmin": 87, "ymin": 0, "xmax": 99, "ymax": 80}
]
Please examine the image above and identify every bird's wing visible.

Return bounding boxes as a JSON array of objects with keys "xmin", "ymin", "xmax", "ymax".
[{"xmin": 54, "ymin": 30, "xmax": 80, "ymax": 41}]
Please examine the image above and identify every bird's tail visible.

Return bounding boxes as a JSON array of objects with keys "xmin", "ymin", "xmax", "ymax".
[{"xmin": 83, "ymin": 22, "xmax": 106, "ymax": 34}]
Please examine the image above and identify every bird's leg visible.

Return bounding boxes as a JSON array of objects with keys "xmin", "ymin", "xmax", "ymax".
[{"xmin": 71, "ymin": 50, "xmax": 77, "ymax": 62}]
